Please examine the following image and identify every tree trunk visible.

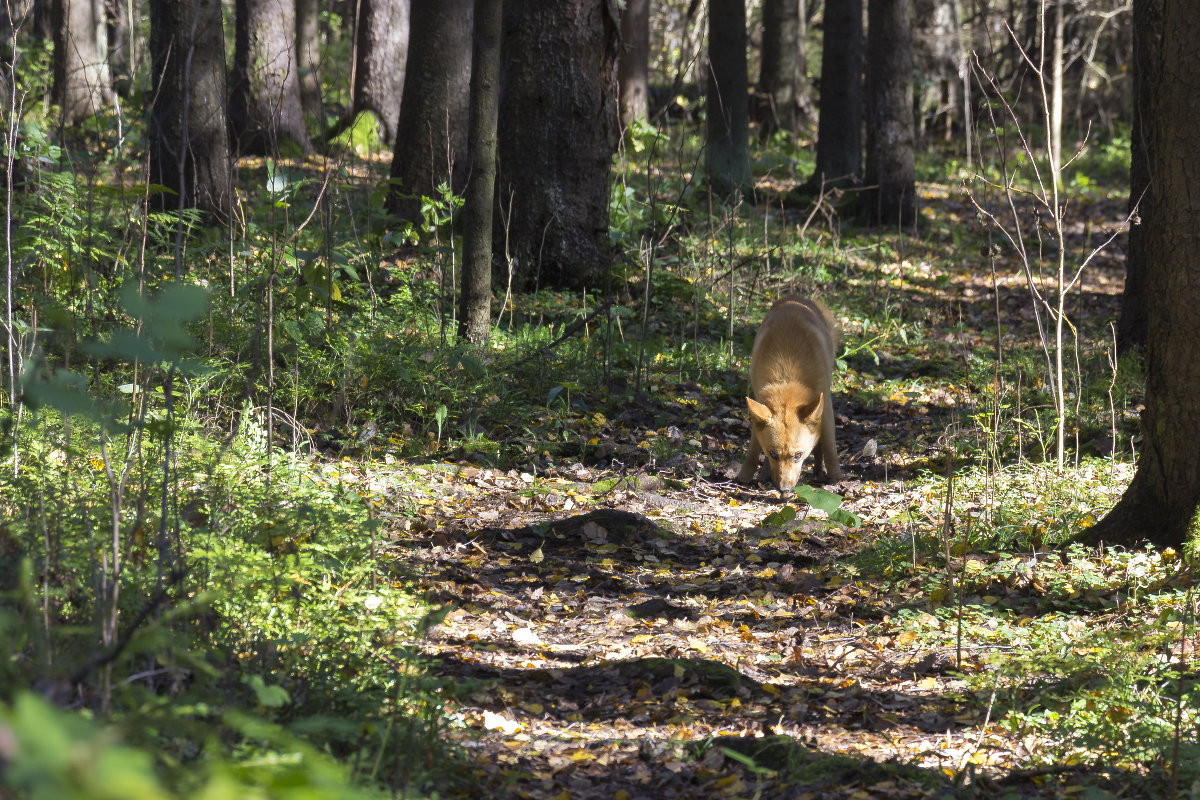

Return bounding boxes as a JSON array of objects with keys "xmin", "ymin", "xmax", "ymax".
[
  {"xmin": 810, "ymin": 0, "xmax": 862, "ymax": 188},
  {"xmin": 106, "ymin": 0, "xmax": 134, "ymax": 96},
  {"xmin": 863, "ymin": 0, "xmax": 915, "ymax": 226},
  {"xmin": 617, "ymin": 0, "xmax": 648, "ymax": 128},
  {"xmin": 348, "ymin": 0, "xmax": 408, "ymax": 146},
  {"xmin": 51, "ymin": 0, "xmax": 113, "ymax": 125},
  {"xmin": 459, "ymin": 0, "xmax": 501, "ymax": 346},
  {"xmin": 1084, "ymin": 0, "xmax": 1200, "ymax": 550},
  {"xmin": 706, "ymin": 0, "xmax": 751, "ymax": 197},
  {"xmin": 230, "ymin": 0, "xmax": 312, "ymax": 155},
  {"xmin": 496, "ymin": 0, "xmax": 619, "ymax": 289},
  {"xmin": 148, "ymin": 0, "xmax": 232, "ymax": 222},
  {"xmin": 296, "ymin": 0, "xmax": 322, "ymax": 120},
  {"xmin": 912, "ymin": 0, "xmax": 961, "ymax": 143},
  {"xmin": 757, "ymin": 0, "xmax": 800, "ymax": 134},
  {"xmin": 388, "ymin": 0, "xmax": 472, "ymax": 220},
  {"xmin": 1116, "ymin": 0, "xmax": 1160, "ymax": 356}
]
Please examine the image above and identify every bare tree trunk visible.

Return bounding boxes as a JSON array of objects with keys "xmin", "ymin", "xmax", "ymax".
[
  {"xmin": 388, "ymin": 0, "xmax": 472, "ymax": 220},
  {"xmin": 617, "ymin": 0, "xmax": 648, "ymax": 127},
  {"xmin": 296, "ymin": 0, "xmax": 322, "ymax": 119},
  {"xmin": 757, "ymin": 0, "xmax": 800, "ymax": 134},
  {"xmin": 809, "ymin": 0, "xmax": 862, "ymax": 188},
  {"xmin": 1116, "ymin": 0, "xmax": 1160, "ymax": 356},
  {"xmin": 52, "ymin": 0, "xmax": 114, "ymax": 125},
  {"xmin": 459, "ymin": 0, "xmax": 501, "ymax": 345},
  {"xmin": 1049, "ymin": 0, "xmax": 1063, "ymax": 189},
  {"xmin": 496, "ymin": 0, "xmax": 619, "ymax": 289},
  {"xmin": 706, "ymin": 0, "xmax": 751, "ymax": 196},
  {"xmin": 1084, "ymin": 0, "xmax": 1200, "ymax": 549},
  {"xmin": 148, "ymin": 0, "xmax": 232, "ymax": 222},
  {"xmin": 863, "ymin": 0, "xmax": 915, "ymax": 226},
  {"xmin": 347, "ymin": 0, "xmax": 408, "ymax": 146},
  {"xmin": 230, "ymin": 0, "xmax": 312, "ymax": 155}
]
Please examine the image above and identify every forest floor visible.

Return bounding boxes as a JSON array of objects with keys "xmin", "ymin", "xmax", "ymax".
[{"xmin": 348, "ymin": 187, "xmax": 1169, "ymax": 798}]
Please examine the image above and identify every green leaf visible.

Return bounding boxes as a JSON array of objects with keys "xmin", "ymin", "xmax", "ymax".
[
  {"xmin": 244, "ymin": 674, "xmax": 291, "ymax": 708},
  {"xmin": 761, "ymin": 506, "xmax": 798, "ymax": 528}
]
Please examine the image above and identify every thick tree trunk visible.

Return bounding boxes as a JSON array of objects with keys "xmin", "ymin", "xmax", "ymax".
[
  {"xmin": 706, "ymin": 0, "xmax": 751, "ymax": 197},
  {"xmin": 349, "ymin": 0, "xmax": 408, "ymax": 146},
  {"xmin": 496, "ymin": 0, "xmax": 619, "ymax": 289},
  {"xmin": 863, "ymin": 0, "xmax": 915, "ymax": 226},
  {"xmin": 617, "ymin": 0, "xmax": 649, "ymax": 128},
  {"xmin": 1084, "ymin": 0, "xmax": 1200, "ymax": 550},
  {"xmin": 230, "ymin": 0, "xmax": 312, "ymax": 155},
  {"xmin": 388, "ymin": 0, "xmax": 472, "ymax": 220},
  {"xmin": 1116, "ymin": 0, "xmax": 1161, "ymax": 356},
  {"xmin": 296, "ymin": 0, "xmax": 322, "ymax": 120},
  {"xmin": 52, "ymin": 0, "xmax": 114, "ymax": 125},
  {"xmin": 459, "ymin": 0, "xmax": 501, "ymax": 346},
  {"xmin": 810, "ymin": 0, "xmax": 862, "ymax": 188},
  {"xmin": 148, "ymin": 0, "xmax": 232, "ymax": 222},
  {"xmin": 757, "ymin": 0, "xmax": 800, "ymax": 134}
]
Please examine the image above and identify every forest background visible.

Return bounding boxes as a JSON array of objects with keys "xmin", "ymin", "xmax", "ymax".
[{"xmin": 2, "ymin": 0, "xmax": 1198, "ymax": 798}]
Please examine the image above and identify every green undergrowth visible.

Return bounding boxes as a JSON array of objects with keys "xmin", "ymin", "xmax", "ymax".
[{"xmin": 0, "ymin": 68, "xmax": 1164, "ymax": 795}]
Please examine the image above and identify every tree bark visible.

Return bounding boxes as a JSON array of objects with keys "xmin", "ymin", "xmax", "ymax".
[
  {"xmin": 51, "ymin": 0, "xmax": 114, "ymax": 125},
  {"xmin": 388, "ymin": 0, "xmax": 472, "ymax": 220},
  {"xmin": 296, "ymin": 0, "xmax": 322, "ymax": 120},
  {"xmin": 229, "ymin": 0, "xmax": 312, "ymax": 155},
  {"xmin": 349, "ymin": 0, "xmax": 409, "ymax": 146},
  {"xmin": 809, "ymin": 0, "xmax": 862, "ymax": 188},
  {"xmin": 1083, "ymin": 0, "xmax": 1200, "ymax": 550},
  {"xmin": 706, "ymin": 0, "xmax": 751, "ymax": 197},
  {"xmin": 496, "ymin": 0, "xmax": 619, "ymax": 289},
  {"xmin": 1116, "ymin": 0, "xmax": 1161, "ymax": 356},
  {"xmin": 863, "ymin": 0, "xmax": 915, "ymax": 226},
  {"xmin": 757, "ymin": 0, "xmax": 801, "ymax": 134},
  {"xmin": 617, "ymin": 0, "xmax": 649, "ymax": 128},
  {"xmin": 148, "ymin": 0, "xmax": 232, "ymax": 222},
  {"xmin": 459, "ymin": 0, "xmax": 501, "ymax": 346}
]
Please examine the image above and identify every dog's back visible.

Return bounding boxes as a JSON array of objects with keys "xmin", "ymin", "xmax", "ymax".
[
  {"xmin": 749, "ymin": 297, "xmax": 838, "ymax": 395},
  {"xmin": 738, "ymin": 296, "xmax": 842, "ymax": 489}
]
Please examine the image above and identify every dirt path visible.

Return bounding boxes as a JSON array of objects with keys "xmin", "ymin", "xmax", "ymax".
[{"xmin": 386, "ymin": 453, "xmax": 1042, "ymax": 798}]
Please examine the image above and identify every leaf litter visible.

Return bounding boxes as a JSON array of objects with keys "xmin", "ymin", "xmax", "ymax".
[{"xmin": 342, "ymin": 190, "xmax": 1172, "ymax": 798}]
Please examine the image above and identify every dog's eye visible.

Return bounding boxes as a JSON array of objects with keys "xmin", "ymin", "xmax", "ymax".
[
  {"xmin": 792, "ymin": 453, "xmax": 803, "ymax": 462},
  {"xmin": 768, "ymin": 451, "xmax": 779, "ymax": 461}
]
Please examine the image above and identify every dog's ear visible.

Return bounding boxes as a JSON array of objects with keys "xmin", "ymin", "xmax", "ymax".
[
  {"xmin": 747, "ymin": 397, "xmax": 773, "ymax": 426},
  {"xmin": 797, "ymin": 392, "xmax": 824, "ymax": 423}
]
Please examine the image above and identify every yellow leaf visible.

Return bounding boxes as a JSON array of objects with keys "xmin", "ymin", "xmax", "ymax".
[{"xmin": 530, "ymin": 546, "xmax": 544, "ymax": 563}]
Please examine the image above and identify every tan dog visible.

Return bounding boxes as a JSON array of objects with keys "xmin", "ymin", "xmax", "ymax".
[{"xmin": 736, "ymin": 296, "xmax": 842, "ymax": 490}]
